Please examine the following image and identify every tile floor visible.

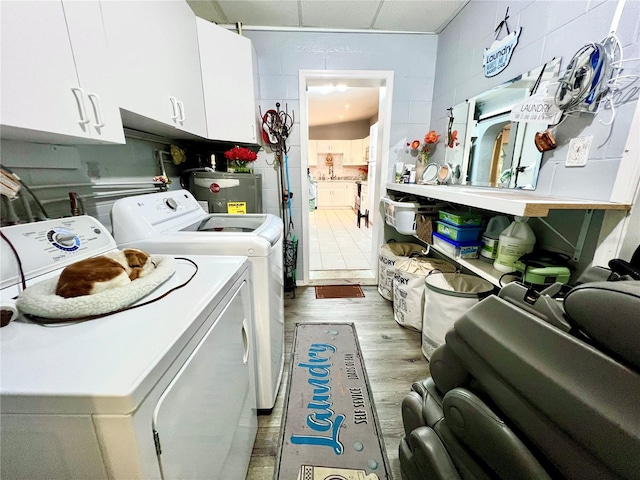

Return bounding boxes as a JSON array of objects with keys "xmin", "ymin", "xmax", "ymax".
[{"xmin": 309, "ymin": 208, "xmax": 373, "ymax": 271}]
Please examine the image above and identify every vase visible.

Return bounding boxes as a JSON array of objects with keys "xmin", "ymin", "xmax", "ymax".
[
  {"xmin": 415, "ymin": 153, "xmax": 428, "ymax": 184},
  {"xmin": 229, "ymin": 160, "xmax": 253, "ymax": 173}
]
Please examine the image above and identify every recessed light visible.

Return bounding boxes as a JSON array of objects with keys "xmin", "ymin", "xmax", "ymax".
[{"xmin": 345, "ymin": 104, "xmax": 350, "ymax": 109}]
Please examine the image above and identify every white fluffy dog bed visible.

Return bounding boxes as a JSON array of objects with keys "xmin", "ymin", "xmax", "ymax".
[{"xmin": 17, "ymin": 255, "xmax": 176, "ymax": 320}]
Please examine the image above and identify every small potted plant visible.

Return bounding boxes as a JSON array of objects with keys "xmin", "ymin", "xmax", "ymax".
[{"xmin": 224, "ymin": 146, "xmax": 258, "ymax": 173}]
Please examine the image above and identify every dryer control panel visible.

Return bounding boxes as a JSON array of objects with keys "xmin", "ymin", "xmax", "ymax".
[
  {"xmin": 112, "ymin": 190, "xmax": 208, "ymax": 242},
  {"xmin": 0, "ymin": 216, "xmax": 116, "ymax": 289}
]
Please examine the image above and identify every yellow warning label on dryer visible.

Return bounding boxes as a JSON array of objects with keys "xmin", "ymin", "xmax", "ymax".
[{"xmin": 227, "ymin": 202, "xmax": 247, "ymax": 214}]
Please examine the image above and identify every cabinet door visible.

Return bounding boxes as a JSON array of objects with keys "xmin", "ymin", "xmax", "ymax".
[
  {"xmin": 316, "ymin": 140, "xmax": 332, "ymax": 153},
  {"xmin": 0, "ymin": 1, "xmax": 92, "ymax": 142},
  {"xmin": 309, "ymin": 140, "xmax": 318, "ymax": 166},
  {"xmin": 197, "ymin": 18, "xmax": 257, "ymax": 143},
  {"xmin": 317, "ymin": 185, "xmax": 331, "ymax": 207},
  {"xmin": 331, "ymin": 185, "xmax": 349, "ymax": 207},
  {"xmin": 348, "ymin": 139, "xmax": 363, "ymax": 165},
  {"xmin": 63, "ymin": 1, "xmax": 124, "ymax": 144},
  {"xmin": 317, "ymin": 140, "xmax": 348, "ymax": 153},
  {"xmin": 331, "ymin": 140, "xmax": 348, "ymax": 154},
  {"xmin": 101, "ymin": 1, "xmax": 207, "ymax": 137}
]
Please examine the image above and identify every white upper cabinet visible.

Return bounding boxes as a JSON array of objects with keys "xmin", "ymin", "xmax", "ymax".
[
  {"xmin": 196, "ymin": 18, "xmax": 257, "ymax": 143},
  {"xmin": 0, "ymin": 1, "xmax": 124, "ymax": 144},
  {"xmin": 309, "ymin": 140, "xmax": 318, "ymax": 166},
  {"xmin": 62, "ymin": 1, "xmax": 124, "ymax": 143},
  {"xmin": 317, "ymin": 140, "xmax": 348, "ymax": 153},
  {"xmin": 100, "ymin": 1, "xmax": 207, "ymax": 138},
  {"xmin": 346, "ymin": 139, "xmax": 364, "ymax": 165}
]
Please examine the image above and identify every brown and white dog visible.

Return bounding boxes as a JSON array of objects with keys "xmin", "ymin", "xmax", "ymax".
[{"xmin": 55, "ymin": 248, "xmax": 156, "ymax": 298}]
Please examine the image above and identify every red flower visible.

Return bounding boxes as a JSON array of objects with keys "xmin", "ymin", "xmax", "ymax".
[
  {"xmin": 224, "ymin": 146, "xmax": 258, "ymax": 162},
  {"xmin": 424, "ymin": 130, "xmax": 440, "ymax": 144}
]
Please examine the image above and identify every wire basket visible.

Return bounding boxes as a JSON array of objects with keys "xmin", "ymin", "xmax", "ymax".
[{"xmin": 284, "ymin": 235, "xmax": 298, "ymax": 297}]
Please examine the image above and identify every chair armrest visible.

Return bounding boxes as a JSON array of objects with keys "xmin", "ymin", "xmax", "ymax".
[
  {"xmin": 443, "ymin": 388, "xmax": 551, "ymax": 480},
  {"xmin": 408, "ymin": 426, "xmax": 462, "ymax": 480}
]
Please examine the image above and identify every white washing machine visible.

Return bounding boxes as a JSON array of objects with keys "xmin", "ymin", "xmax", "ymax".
[
  {"xmin": 111, "ymin": 189, "xmax": 284, "ymax": 411},
  {"xmin": 0, "ymin": 216, "xmax": 256, "ymax": 479}
]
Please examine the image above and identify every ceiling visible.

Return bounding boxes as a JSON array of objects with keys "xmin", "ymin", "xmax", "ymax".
[
  {"xmin": 187, "ymin": 0, "xmax": 468, "ymax": 126},
  {"xmin": 187, "ymin": 0, "xmax": 468, "ymax": 34},
  {"xmin": 308, "ymin": 86, "xmax": 380, "ymax": 126}
]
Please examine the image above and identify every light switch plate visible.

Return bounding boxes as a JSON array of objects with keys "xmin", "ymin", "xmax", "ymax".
[{"xmin": 566, "ymin": 136, "xmax": 592, "ymax": 167}]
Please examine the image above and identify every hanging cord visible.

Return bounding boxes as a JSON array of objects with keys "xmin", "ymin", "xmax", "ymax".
[
  {"xmin": 24, "ymin": 257, "xmax": 199, "ymax": 326},
  {"xmin": 1, "ymin": 166, "xmax": 49, "ymax": 219},
  {"xmin": 0, "ymin": 230, "xmax": 27, "ymax": 292}
]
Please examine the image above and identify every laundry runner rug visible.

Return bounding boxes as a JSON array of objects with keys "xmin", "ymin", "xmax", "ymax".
[
  {"xmin": 315, "ymin": 285, "xmax": 365, "ymax": 299},
  {"xmin": 275, "ymin": 322, "xmax": 390, "ymax": 479}
]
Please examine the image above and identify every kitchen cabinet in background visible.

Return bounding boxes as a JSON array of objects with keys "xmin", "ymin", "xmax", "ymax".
[
  {"xmin": 316, "ymin": 182, "xmax": 354, "ymax": 208},
  {"xmin": 0, "ymin": 1, "xmax": 124, "ymax": 144},
  {"xmin": 346, "ymin": 139, "xmax": 365, "ymax": 165},
  {"xmin": 196, "ymin": 18, "xmax": 257, "ymax": 144},
  {"xmin": 317, "ymin": 140, "xmax": 348, "ymax": 154},
  {"xmin": 309, "ymin": 141, "xmax": 318, "ymax": 166},
  {"xmin": 100, "ymin": 0, "xmax": 207, "ymax": 138}
]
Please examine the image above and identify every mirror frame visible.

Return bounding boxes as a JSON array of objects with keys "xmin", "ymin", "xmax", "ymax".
[{"xmin": 447, "ymin": 58, "xmax": 561, "ymax": 190}]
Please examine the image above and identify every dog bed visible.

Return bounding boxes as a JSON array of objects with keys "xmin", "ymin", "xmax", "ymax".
[{"xmin": 16, "ymin": 255, "xmax": 176, "ymax": 320}]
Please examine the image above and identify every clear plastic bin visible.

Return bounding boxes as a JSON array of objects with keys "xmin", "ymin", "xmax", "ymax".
[{"xmin": 432, "ymin": 232, "xmax": 483, "ymax": 259}]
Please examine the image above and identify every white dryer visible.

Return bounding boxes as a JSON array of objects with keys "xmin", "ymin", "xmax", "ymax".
[
  {"xmin": 0, "ymin": 216, "xmax": 256, "ymax": 479},
  {"xmin": 111, "ymin": 190, "xmax": 284, "ymax": 411}
]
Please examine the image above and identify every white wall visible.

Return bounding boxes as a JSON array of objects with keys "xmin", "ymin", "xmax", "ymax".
[
  {"xmin": 244, "ymin": 30, "xmax": 439, "ymax": 266},
  {"xmin": 0, "ymin": 137, "xmax": 180, "ymax": 231},
  {"xmin": 430, "ymin": 0, "xmax": 640, "ymax": 202}
]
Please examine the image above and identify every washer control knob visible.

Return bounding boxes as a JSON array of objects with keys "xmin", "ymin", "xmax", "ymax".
[
  {"xmin": 164, "ymin": 198, "xmax": 178, "ymax": 211},
  {"xmin": 55, "ymin": 233, "xmax": 77, "ymax": 247}
]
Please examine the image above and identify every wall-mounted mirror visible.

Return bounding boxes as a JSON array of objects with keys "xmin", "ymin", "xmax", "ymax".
[{"xmin": 445, "ymin": 58, "xmax": 561, "ymax": 190}]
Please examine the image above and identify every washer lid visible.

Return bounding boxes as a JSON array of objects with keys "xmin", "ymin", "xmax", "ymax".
[
  {"xmin": 179, "ymin": 213, "xmax": 284, "ymax": 247},
  {"xmin": 0, "ymin": 255, "xmax": 248, "ymax": 415}
]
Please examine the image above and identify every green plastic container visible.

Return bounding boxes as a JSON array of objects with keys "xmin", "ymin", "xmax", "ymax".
[{"xmin": 439, "ymin": 210, "xmax": 483, "ymax": 227}]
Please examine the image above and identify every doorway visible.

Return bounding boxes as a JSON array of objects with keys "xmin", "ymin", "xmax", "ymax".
[{"xmin": 299, "ymin": 70, "xmax": 394, "ymax": 286}]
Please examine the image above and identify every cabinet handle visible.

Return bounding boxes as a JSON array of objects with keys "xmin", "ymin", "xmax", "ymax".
[
  {"xmin": 71, "ymin": 87, "xmax": 90, "ymax": 125},
  {"xmin": 176, "ymin": 100, "xmax": 185, "ymax": 124},
  {"xmin": 87, "ymin": 93, "xmax": 106, "ymax": 128},
  {"xmin": 242, "ymin": 319, "xmax": 249, "ymax": 364},
  {"xmin": 169, "ymin": 96, "xmax": 179, "ymax": 121}
]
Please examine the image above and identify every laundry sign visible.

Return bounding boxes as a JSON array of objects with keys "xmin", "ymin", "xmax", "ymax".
[
  {"xmin": 484, "ymin": 28, "xmax": 521, "ymax": 77},
  {"xmin": 510, "ymin": 83, "xmax": 562, "ymax": 124}
]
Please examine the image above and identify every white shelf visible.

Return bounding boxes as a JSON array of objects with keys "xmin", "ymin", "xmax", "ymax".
[
  {"xmin": 386, "ymin": 183, "xmax": 631, "ymax": 218},
  {"xmin": 421, "ymin": 239, "xmax": 508, "ymax": 287}
]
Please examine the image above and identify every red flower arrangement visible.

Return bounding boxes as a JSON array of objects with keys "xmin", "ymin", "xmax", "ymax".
[
  {"xmin": 224, "ymin": 146, "xmax": 258, "ymax": 172},
  {"xmin": 408, "ymin": 130, "xmax": 440, "ymax": 162},
  {"xmin": 224, "ymin": 146, "xmax": 258, "ymax": 162}
]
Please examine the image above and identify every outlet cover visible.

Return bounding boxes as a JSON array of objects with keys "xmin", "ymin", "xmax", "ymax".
[{"xmin": 566, "ymin": 136, "xmax": 592, "ymax": 167}]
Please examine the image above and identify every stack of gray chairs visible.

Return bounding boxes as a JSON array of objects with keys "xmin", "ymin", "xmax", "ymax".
[{"xmin": 399, "ymin": 279, "xmax": 640, "ymax": 480}]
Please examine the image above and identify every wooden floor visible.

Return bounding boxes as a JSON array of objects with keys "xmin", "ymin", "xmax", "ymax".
[{"xmin": 246, "ymin": 285, "xmax": 431, "ymax": 480}]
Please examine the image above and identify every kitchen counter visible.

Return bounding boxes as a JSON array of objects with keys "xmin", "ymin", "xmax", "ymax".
[{"xmin": 315, "ymin": 179, "xmax": 359, "ymax": 183}]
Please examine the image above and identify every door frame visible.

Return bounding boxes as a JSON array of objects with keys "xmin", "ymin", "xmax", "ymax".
[{"xmin": 298, "ymin": 70, "xmax": 394, "ymax": 285}]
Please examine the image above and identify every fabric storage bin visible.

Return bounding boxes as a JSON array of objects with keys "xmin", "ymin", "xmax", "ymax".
[
  {"xmin": 439, "ymin": 210, "xmax": 483, "ymax": 227},
  {"xmin": 422, "ymin": 273, "xmax": 494, "ymax": 360},
  {"xmin": 382, "ymin": 197, "xmax": 443, "ymax": 235},
  {"xmin": 378, "ymin": 242, "xmax": 426, "ymax": 301},
  {"xmin": 436, "ymin": 221, "xmax": 482, "ymax": 242},
  {"xmin": 392, "ymin": 257, "xmax": 456, "ymax": 331},
  {"xmin": 432, "ymin": 232, "xmax": 483, "ymax": 259},
  {"xmin": 415, "ymin": 214, "xmax": 436, "ymax": 244}
]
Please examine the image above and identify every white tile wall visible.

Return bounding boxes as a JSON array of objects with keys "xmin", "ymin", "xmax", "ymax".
[{"xmin": 246, "ymin": 29, "xmax": 439, "ymax": 273}]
